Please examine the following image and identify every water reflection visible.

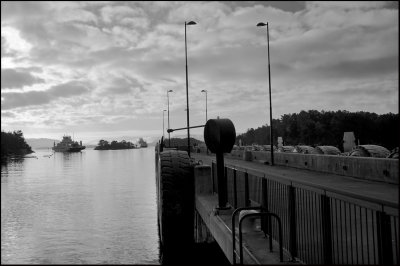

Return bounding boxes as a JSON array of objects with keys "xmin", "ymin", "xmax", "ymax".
[{"xmin": 1, "ymin": 148, "xmax": 159, "ymax": 264}]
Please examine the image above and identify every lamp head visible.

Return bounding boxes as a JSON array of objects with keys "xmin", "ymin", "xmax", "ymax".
[
  {"xmin": 168, "ymin": 89, "xmax": 173, "ymax": 92},
  {"xmin": 186, "ymin": 21, "xmax": 197, "ymax": 25},
  {"xmin": 163, "ymin": 109, "xmax": 167, "ymax": 112},
  {"xmin": 257, "ymin": 22, "xmax": 267, "ymax": 27},
  {"xmin": 201, "ymin": 89, "xmax": 207, "ymax": 92}
]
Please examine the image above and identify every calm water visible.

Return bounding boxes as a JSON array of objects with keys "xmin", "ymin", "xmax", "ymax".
[{"xmin": 1, "ymin": 148, "xmax": 159, "ymax": 264}]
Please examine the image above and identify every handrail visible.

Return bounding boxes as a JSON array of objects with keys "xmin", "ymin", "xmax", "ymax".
[
  {"xmin": 214, "ymin": 160, "xmax": 398, "ymax": 209},
  {"xmin": 232, "ymin": 206, "xmax": 265, "ymax": 264},
  {"xmin": 234, "ymin": 210, "xmax": 284, "ymax": 264}
]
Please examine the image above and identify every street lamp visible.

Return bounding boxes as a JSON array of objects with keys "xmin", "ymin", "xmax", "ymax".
[
  {"xmin": 162, "ymin": 109, "xmax": 166, "ymax": 140},
  {"xmin": 257, "ymin": 21, "xmax": 274, "ymax": 166},
  {"xmin": 201, "ymin": 89, "xmax": 208, "ymax": 154},
  {"xmin": 201, "ymin": 89, "xmax": 208, "ymax": 123},
  {"xmin": 185, "ymin": 20, "xmax": 196, "ymax": 157},
  {"xmin": 167, "ymin": 89, "xmax": 173, "ymax": 147}
]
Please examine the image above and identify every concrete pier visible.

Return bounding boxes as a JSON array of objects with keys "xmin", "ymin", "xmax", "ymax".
[{"xmin": 191, "ymin": 153, "xmax": 398, "ymax": 265}]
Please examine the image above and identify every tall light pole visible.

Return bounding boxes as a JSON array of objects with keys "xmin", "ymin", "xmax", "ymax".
[
  {"xmin": 185, "ymin": 20, "xmax": 196, "ymax": 157},
  {"xmin": 257, "ymin": 22, "xmax": 274, "ymax": 166},
  {"xmin": 167, "ymin": 89, "xmax": 173, "ymax": 147},
  {"xmin": 201, "ymin": 89, "xmax": 208, "ymax": 154},
  {"xmin": 162, "ymin": 109, "xmax": 166, "ymax": 140},
  {"xmin": 201, "ymin": 89, "xmax": 208, "ymax": 123}
]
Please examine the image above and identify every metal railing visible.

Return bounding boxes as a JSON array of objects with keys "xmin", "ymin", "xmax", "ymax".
[
  {"xmin": 211, "ymin": 161, "xmax": 399, "ymax": 264},
  {"xmin": 231, "ymin": 206, "xmax": 284, "ymax": 264}
]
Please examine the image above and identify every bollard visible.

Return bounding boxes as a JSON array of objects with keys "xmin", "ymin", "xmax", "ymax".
[{"xmin": 204, "ymin": 118, "xmax": 236, "ymax": 209}]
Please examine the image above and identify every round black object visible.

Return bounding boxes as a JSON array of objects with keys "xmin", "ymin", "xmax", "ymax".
[{"xmin": 204, "ymin": 118, "xmax": 236, "ymax": 153}]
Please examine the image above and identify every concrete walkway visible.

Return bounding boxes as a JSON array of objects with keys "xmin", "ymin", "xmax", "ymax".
[{"xmin": 192, "ymin": 153, "xmax": 398, "ymax": 206}]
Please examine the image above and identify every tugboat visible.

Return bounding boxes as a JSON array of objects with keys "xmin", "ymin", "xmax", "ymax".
[{"xmin": 52, "ymin": 135, "xmax": 86, "ymax": 152}]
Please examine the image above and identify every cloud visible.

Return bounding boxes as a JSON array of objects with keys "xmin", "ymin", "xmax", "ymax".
[
  {"xmin": 1, "ymin": 80, "xmax": 91, "ymax": 110},
  {"xmin": 1, "ymin": 111, "xmax": 16, "ymax": 118},
  {"xmin": 100, "ymin": 4, "xmax": 149, "ymax": 28},
  {"xmin": 1, "ymin": 68, "xmax": 45, "ymax": 89},
  {"xmin": 0, "ymin": 1, "xmax": 398, "ymax": 140}
]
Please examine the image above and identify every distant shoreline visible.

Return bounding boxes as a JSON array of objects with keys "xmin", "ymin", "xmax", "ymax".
[{"xmin": 94, "ymin": 147, "xmax": 138, "ymax": 150}]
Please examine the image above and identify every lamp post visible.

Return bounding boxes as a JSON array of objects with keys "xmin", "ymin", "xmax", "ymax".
[
  {"xmin": 167, "ymin": 89, "xmax": 173, "ymax": 147},
  {"xmin": 201, "ymin": 89, "xmax": 208, "ymax": 122},
  {"xmin": 185, "ymin": 20, "xmax": 196, "ymax": 157},
  {"xmin": 257, "ymin": 21, "xmax": 274, "ymax": 166},
  {"xmin": 162, "ymin": 109, "xmax": 166, "ymax": 140},
  {"xmin": 201, "ymin": 89, "xmax": 208, "ymax": 154}
]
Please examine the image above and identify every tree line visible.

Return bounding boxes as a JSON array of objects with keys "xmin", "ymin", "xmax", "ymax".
[
  {"xmin": 1, "ymin": 130, "xmax": 33, "ymax": 159},
  {"xmin": 95, "ymin": 139, "xmax": 135, "ymax": 150},
  {"xmin": 236, "ymin": 110, "xmax": 398, "ymax": 151}
]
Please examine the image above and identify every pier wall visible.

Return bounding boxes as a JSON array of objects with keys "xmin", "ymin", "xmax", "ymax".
[{"xmin": 224, "ymin": 150, "xmax": 398, "ymax": 184}]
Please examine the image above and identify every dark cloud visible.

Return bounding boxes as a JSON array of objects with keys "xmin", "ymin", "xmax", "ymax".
[
  {"xmin": 324, "ymin": 82, "xmax": 397, "ymax": 97},
  {"xmin": 1, "ymin": 111, "xmax": 16, "ymax": 118},
  {"xmin": 99, "ymin": 76, "xmax": 145, "ymax": 95},
  {"xmin": 1, "ymin": 36, "xmax": 14, "ymax": 57},
  {"xmin": 1, "ymin": 80, "xmax": 91, "ymax": 110},
  {"xmin": 1, "ymin": 68, "xmax": 45, "ymax": 90},
  {"xmin": 1, "ymin": 90, "xmax": 51, "ymax": 110},
  {"xmin": 312, "ymin": 56, "xmax": 398, "ymax": 80},
  {"xmin": 49, "ymin": 81, "xmax": 91, "ymax": 97},
  {"xmin": 225, "ymin": 1, "xmax": 306, "ymax": 13}
]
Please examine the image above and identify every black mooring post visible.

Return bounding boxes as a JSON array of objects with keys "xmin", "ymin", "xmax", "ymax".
[{"xmin": 216, "ymin": 151, "xmax": 228, "ymax": 209}]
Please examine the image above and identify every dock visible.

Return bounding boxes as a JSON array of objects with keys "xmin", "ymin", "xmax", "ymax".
[
  {"xmin": 156, "ymin": 138, "xmax": 400, "ymax": 265},
  {"xmin": 191, "ymin": 152, "xmax": 398, "ymax": 264}
]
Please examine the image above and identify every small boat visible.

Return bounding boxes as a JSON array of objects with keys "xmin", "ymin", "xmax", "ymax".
[{"xmin": 52, "ymin": 135, "xmax": 85, "ymax": 152}]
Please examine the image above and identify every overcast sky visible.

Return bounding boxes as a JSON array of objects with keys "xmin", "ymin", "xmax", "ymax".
[{"xmin": 1, "ymin": 1, "xmax": 398, "ymax": 143}]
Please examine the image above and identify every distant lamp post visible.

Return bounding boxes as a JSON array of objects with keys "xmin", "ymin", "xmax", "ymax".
[
  {"xmin": 257, "ymin": 21, "xmax": 274, "ymax": 166},
  {"xmin": 167, "ymin": 89, "xmax": 173, "ymax": 147},
  {"xmin": 162, "ymin": 109, "xmax": 167, "ymax": 140},
  {"xmin": 185, "ymin": 20, "xmax": 197, "ymax": 157},
  {"xmin": 201, "ymin": 89, "xmax": 208, "ymax": 154},
  {"xmin": 201, "ymin": 89, "xmax": 208, "ymax": 123}
]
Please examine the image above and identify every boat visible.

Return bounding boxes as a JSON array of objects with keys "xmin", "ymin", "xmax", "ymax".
[
  {"xmin": 52, "ymin": 135, "xmax": 86, "ymax": 152},
  {"xmin": 138, "ymin": 137, "xmax": 148, "ymax": 148}
]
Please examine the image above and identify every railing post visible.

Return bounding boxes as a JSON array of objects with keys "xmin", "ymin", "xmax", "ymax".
[
  {"xmin": 376, "ymin": 210, "xmax": 393, "ymax": 265},
  {"xmin": 211, "ymin": 162, "xmax": 215, "ymax": 194},
  {"xmin": 216, "ymin": 152, "xmax": 228, "ymax": 209},
  {"xmin": 233, "ymin": 168, "xmax": 237, "ymax": 209},
  {"xmin": 261, "ymin": 178, "xmax": 273, "ymax": 251},
  {"xmin": 244, "ymin": 172, "xmax": 250, "ymax": 207},
  {"xmin": 288, "ymin": 184, "xmax": 297, "ymax": 261},
  {"xmin": 320, "ymin": 194, "xmax": 333, "ymax": 264}
]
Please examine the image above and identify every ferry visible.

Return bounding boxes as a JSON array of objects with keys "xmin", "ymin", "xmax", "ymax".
[{"xmin": 52, "ymin": 135, "xmax": 86, "ymax": 152}]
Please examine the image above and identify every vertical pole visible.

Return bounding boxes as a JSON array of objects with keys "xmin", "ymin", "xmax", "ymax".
[
  {"xmin": 261, "ymin": 178, "xmax": 273, "ymax": 251},
  {"xmin": 167, "ymin": 92, "xmax": 171, "ymax": 147},
  {"xmin": 376, "ymin": 210, "xmax": 393, "ymax": 265},
  {"xmin": 205, "ymin": 90, "xmax": 209, "ymax": 154},
  {"xmin": 233, "ymin": 168, "xmax": 237, "ymax": 209},
  {"xmin": 163, "ymin": 111, "xmax": 165, "ymax": 140},
  {"xmin": 185, "ymin": 22, "xmax": 191, "ymax": 157},
  {"xmin": 205, "ymin": 90, "xmax": 208, "ymax": 122},
  {"xmin": 244, "ymin": 172, "xmax": 250, "ymax": 207},
  {"xmin": 267, "ymin": 22, "xmax": 274, "ymax": 166},
  {"xmin": 321, "ymin": 194, "xmax": 333, "ymax": 264},
  {"xmin": 211, "ymin": 162, "xmax": 215, "ymax": 194},
  {"xmin": 288, "ymin": 184, "xmax": 297, "ymax": 261},
  {"xmin": 216, "ymin": 152, "xmax": 227, "ymax": 209}
]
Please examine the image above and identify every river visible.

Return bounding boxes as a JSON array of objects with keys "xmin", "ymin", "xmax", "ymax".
[{"xmin": 1, "ymin": 148, "xmax": 159, "ymax": 264}]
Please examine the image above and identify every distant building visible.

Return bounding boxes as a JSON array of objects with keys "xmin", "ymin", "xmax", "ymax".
[
  {"xmin": 277, "ymin": 137, "xmax": 283, "ymax": 149},
  {"xmin": 343, "ymin": 132, "xmax": 356, "ymax": 152}
]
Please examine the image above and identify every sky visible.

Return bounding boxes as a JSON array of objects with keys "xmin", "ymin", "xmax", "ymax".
[{"xmin": 1, "ymin": 1, "xmax": 398, "ymax": 144}]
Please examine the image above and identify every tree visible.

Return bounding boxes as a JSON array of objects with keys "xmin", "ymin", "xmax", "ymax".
[
  {"xmin": 1, "ymin": 130, "xmax": 33, "ymax": 159},
  {"xmin": 235, "ymin": 110, "xmax": 399, "ymax": 151}
]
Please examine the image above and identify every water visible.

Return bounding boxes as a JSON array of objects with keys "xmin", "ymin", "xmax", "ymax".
[{"xmin": 1, "ymin": 148, "xmax": 159, "ymax": 264}]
